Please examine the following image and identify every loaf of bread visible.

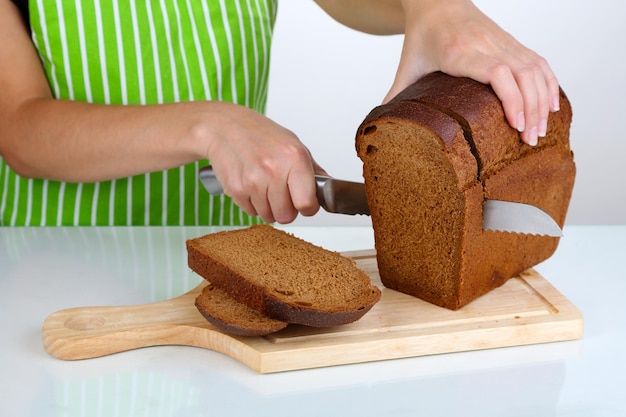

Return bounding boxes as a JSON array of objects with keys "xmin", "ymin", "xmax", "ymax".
[
  {"xmin": 188, "ymin": 225, "xmax": 381, "ymax": 334},
  {"xmin": 355, "ymin": 72, "xmax": 575, "ymax": 310}
]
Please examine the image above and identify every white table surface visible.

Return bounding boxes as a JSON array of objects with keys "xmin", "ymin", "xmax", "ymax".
[{"xmin": 0, "ymin": 225, "xmax": 624, "ymax": 417}]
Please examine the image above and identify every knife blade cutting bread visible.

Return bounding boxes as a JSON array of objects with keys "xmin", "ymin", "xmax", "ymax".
[{"xmin": 188, "ymin": 72, "xmax": 575, "ymax": 334}]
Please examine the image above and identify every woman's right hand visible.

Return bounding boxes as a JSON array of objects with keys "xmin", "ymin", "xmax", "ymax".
[{"xmin": 197, "ymin": 102, "xmax": 324, "ymax": 224}]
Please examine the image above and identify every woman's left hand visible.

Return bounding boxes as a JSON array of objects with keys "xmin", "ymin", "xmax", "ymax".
[{"xmin": 385, "ymin": 0, "xmax": 560, "ymax": 146}]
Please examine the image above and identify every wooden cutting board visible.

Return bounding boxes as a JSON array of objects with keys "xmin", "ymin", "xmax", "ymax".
[{"xmin": 42, "ymin": 249, "xmax": 583, "ymax": 373}]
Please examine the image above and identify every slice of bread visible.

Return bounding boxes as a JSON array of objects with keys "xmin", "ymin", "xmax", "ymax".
[
  {"xmin": 195, "ymin": 284, "xmax": 288, "ymax": 336},
  {"xmin": 356, "ymin": 72, "xmax": 575, "ymax": 310},
  {"xmin": 187, "ymin": 225, "xmax": 381, "ymax": 331}
]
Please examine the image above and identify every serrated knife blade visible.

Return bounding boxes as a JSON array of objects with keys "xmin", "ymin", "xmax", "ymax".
[
  {"xmin": 199, "ymin": 166, "xmax": 563, "ymax": 237},
  {"xmin": 482, "ymin": 199, "xmax": 563, "ymax": 237}
]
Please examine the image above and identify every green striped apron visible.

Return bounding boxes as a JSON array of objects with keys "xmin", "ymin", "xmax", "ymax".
[{"xmin": 0, "ymin": 0, "xmax": 276, "ymax": 226}]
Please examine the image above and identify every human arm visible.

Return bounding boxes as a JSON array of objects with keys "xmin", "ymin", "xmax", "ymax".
[
  {"xmin": 0, "ymin": 0, "xmax": 320, "ymax": 224},
  {"xmin": 314, "ymin": 0, "xmax": 560, "ymax": 146}
]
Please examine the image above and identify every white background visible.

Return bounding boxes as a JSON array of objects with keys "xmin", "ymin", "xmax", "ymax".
[{"xmin": 265, "ymin": 1, "xmax": 625, "ymax": 226}]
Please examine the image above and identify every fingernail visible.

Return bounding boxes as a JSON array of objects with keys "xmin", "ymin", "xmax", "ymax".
[
  {"xmin": 551, "ymin": 96, "xmax": 560, "ymax": 112},
  {"xmin": 538, "ymin": 119, "xmax": 548, "ymax": 137},
  {"xmin": 527, "ymin": 126, "xmax": 538, "ymax": 146},
  {"xmin": 516, "ymin": 112, "xmax": 525, "ymax": 132}
]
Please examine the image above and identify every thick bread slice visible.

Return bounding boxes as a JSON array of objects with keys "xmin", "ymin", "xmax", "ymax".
[
  {"xmin": 195, "ymin": 284, "xmax": 288, "ymax": 336},
  {"xmin": 357, "ymin": 102, "xmax": 479, "ymax": 308},
  {"xmin": 187, "ymin": 225, "xmax": 381, "ymax": 327},
  {"xmin": 356, "ymin": 72, "xmax": 575, "ymax": 310}
]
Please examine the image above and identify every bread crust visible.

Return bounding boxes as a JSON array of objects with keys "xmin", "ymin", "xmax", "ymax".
[
  {"xmin": 356, "ymin": 72, "xmax": 575, "ymax": 310},
  {"xmin": 194, "ymin": 284, "xmax": 288, "ymax": 337}
]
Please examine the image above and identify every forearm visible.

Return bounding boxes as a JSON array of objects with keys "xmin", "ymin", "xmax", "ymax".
[
  {"xmin": 313, "ymin": 0, "xmax": 405, "ymax": 35},
  {"xmin": 0, "ymin": 1, "xmax": 209, "ymax": 182},
  {"xmin": 313, "ymin": 0, "xmax": 475, "ymax": 35},
  {"xmin": 1, "ymin": 98, "xmax": 210, "ymax": 182}
]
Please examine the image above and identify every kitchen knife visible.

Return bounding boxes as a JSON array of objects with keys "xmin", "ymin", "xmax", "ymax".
[
  {"xmin": 198, "ymin": 166, "xmax": 367, "ymax": 214},
  {"xmin": 198, "ymin": 166, "xmax": 563, "ymax": 237}
]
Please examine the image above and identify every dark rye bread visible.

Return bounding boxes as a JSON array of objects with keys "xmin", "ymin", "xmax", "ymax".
[
  {"xmin": 195, "ymin": 284, "xmax": 288, "ymax": 336},
  {"xmin": 356, "ymin": 71, "xmax": 575, "ymax": 310},
  {"xmin": 187, "ymin": 225, "xmax": 381, "ymax": 329}
]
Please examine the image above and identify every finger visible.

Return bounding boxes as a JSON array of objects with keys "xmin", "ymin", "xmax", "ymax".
[
  {"xmin": 485, "ymin": 63, "xmax": 525, "ymax": 136},
  {"xmin": 236, "ymin": 171, "xmax": 275, "ymax": 223},
  {"xmin": 383, "ymin": 37, "xmax": 433, "ymax": 104},
  {"xmin": 533, "ymin": 66, "xmax": 551, "ymax": 138},
  {"xmin": 460, "ymin": 51, "xmax": 544, "ymax": 146},
  {"xmin": 486, "ymin": 45, "xmax": 557, "ymax": 145},
  {"xmin": 458, "ymin": 53, "xmax": 526, "ymax": 136},
  {"xmin": 514, "ymin": 65, "xmax": 541, "ymax": 146},
  {"xmin": 518, "ymin": 50, "xmax": 553, "ymax": 139},
  {"xmin": 224, "ymin": 184, "xmax": 264, "ymax": 221},
  {"xmin": 235, "ymin": 197, "xmax": 258, "ymax": 218},
  {"xmin": 383, "ymin": 78, "xmax": 408, "ymax": 105},
  {"xmin": 249, "ymin": 189, "xmax": 275, "ymax": 224},
  {"xmin": 266, "ymin": 180, "xmax": 298, "ymax": 224},
  {"xmin": 209, "ymin": 166, "xmax": 258, "ymax": 218},
  {"xmin": 287, "ymin": 169, "xmax": 319, "ymax": 218},
  {"xmin": 534, "ymin": 55, "xmax": 561, "ymax": 113},
  {"xmin": 311, "ymin": 159, "xmax": 329, "ymax": 177}
]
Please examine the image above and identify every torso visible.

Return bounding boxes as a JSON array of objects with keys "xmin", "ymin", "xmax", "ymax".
[{"xmin": 1, "ymin": 0, "xmax": 276, "ymax": 226}]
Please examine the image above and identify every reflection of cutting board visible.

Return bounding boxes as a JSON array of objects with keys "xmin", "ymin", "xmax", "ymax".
[{"xmin": 43, "ymin": 249, "xmax": 583, "ymax": 373}]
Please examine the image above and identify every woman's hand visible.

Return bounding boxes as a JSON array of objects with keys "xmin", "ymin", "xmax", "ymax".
[
  {"xmin": 386, "ymin": 0, "xmax": 560, "ymax": 146},
  {"xmin": 201, "ymin": 103, "xmax": 324, "ymax": 224},
  {"xmin": 315, "ymin": 0, "xmax": 560, "ymax": 145}
]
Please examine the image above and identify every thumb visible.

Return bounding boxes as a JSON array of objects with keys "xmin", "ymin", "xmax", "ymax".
[
  {"xmin": 311, "ymin": 159, "xmax": 329, "ymax": 177},
  {"xmin": 383, "ymin": 61, "xmax": 428, "ymax": 104},
  {"xmin": 382, "ymin": 36, "xmax": 435, "ymax": 104}
]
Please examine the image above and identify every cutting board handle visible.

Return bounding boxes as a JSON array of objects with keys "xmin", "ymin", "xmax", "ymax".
[
  {"xmin": 42, "ymin": 250, "xmax": 377, "ymax": 363},
  {"xmin": 42, "ymin": 283, "xmax": 229, "ymax": 360}
]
